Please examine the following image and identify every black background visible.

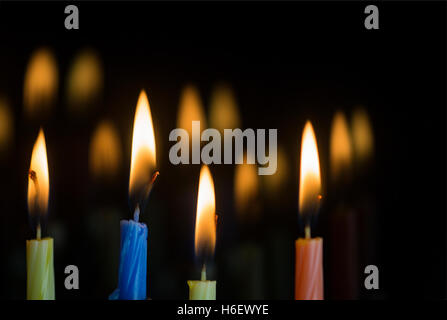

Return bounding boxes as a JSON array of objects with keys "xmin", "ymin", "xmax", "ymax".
[{"xmin": 0, "ymin": 1, "xmax": 445, "ymax": 301}]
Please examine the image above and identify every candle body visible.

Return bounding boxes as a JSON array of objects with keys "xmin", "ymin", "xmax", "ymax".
[
  {"xmin": 110, "ymin": 219, "xmax": 148, "ymax": 300},
  {"xmin": 187, "ymin": 280, "xmax": 216, "ymax": 300},
  {"xmin": 26, "ymin": 237, "xmax": 55, "ymax": 300},
  {"xmin": 329, "ymin": 209, "xmax": 359, "ymax": 299},
  {"xmin": 295, "ymin": 237, "xmax": 323, "ymax": 300}
]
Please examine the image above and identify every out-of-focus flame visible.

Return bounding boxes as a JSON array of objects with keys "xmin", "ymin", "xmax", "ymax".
[
  {"xmin": 177, "ymin": 85, "xmax": 207, "ymax": 136},
  {"xmin": 129, "ymin": 90, "xmax": 156, "ymax": 203},
  {"xmin": 351, "ymin": 107, "xmax": 374, "ymax": 164},
  {"xmin": 89, "ymin": 120, "xmax": 122, "ymax": 179},
  {"xmin": 264, "ymin": 146, "xmax": 289, "ymax": 196},
  {"xmin": 27, "ymin": 129, "xmax": 49, "ymax": 217},
  {"xmin": 330, "ymin": 111, "xmax": 353, "ymax": 181},
  {"xmin": 209, "ymin": 83, "xmax": 241, "ymax": 133},
  {"xmin": 23, "ymin": 48, "xmax": 58, "ymax": 117},
  {"xmin": 195, "ymin": 165, "xmax": 216, "ymax": 258},
  {"xmin": 299, "ymin": 121, "xmax": 321, "ymax": 215},
  {"xmin": 67, "ymin": 49, "xmax": 103, "ymax": 111},
  {"xmin": 234, "ymin": 160, "xmax": 259, "ymax": 217},
  {"xmin": 0, "ymin": 97, "xmax": 13, "ymax": 152}
]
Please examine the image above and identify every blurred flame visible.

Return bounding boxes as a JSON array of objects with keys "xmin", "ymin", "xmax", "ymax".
[
  {"xmin": 352, "ymin": 107, "xmax": 374, "ymax": 164},
  {"xmin": 195, "ymin": 165, "xmax": 216, "ymax": 258},
  {"xmin": 263, "ymin": 146, "xmax": 289, "ymax": 196},
  {"xmin": 67, "ymin": 49, "xmax": 103, "ymax": 111},
  {"xmin": 129, "ymin": 90, "xmax": 156, "ymax": 201},
  {"xmin": 177, "ymin": 84, "xmax": 207, "ymax": 136},
  {"xmin": 27, "ymin": 129, "xmax": 49, "ymax": 217},
  {"xmin": 23, "ymin": 48, "xmax": 58, "ymax": 116},
  {"xmin": 89, "ymin": 120, "xmax": 122, "ymax": 179},
  {"xmin": 0, "ymin": 97, "xmax": 13, "ymax": 152},
  {"xmin": 209, "ymin": 83, "xmax": 241, "ymax": 132},
  {"xmin": 299, "ymin": 121, "xmax": 321, "ymax": 215},
  {"xmin": 234, "ymin": 161, "xmax": 259, "ymax": 217},
  {"xmin": 330, "ymin": 111, "xmax": 353, "ymax": 181}
]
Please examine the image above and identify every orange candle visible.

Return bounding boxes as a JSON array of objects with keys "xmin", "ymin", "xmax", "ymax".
[{"xmin": 295, "ymin": 121, "xmax": 323, "ymax": 300}]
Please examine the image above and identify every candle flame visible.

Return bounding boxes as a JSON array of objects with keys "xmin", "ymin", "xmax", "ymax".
[
  {"xmin": 194, "ymin": 165, "xmax": 216, "ymax": 258},
  {"xmin": 352, "ymin": 107, "xmax": 374, "ymax": 164},
  {"xmin": 67, "ymin": 49, "xmax": 103, "ymax": 111},
  {"xmin": 299, "ymin": 121, "xmax": 321, "ymax": 215},
  {"xmin": 330, "ymin": 111, "xmax": 352, "ymax": 181},
  {"xmin": 209, "ymin": 83, "xmax": 241, "ymax": 133},
  {"xmin": 129, "ymin": 90, "xmax": 156, "ymax": 205},
  {"xmin": 23, "ymin": 48, "xmax": 58, "ymax": 117},
  {"xmin": 177, "ymin": 84, "xmax": 207, "ymax": 137},
  {"xmin": 234, "ymin": 161, "xmax": 259, "ymax": 218},
  {"xmin": 27, "ymin": 129, "xmax": 49, "ymax": 217},
  {"xmin": 89, "ymin": 120, "xmax": 122, "ymax": 180},
  {"xmin": 263, "ymin": 146, "xmax": 289, "ymax": 197}
]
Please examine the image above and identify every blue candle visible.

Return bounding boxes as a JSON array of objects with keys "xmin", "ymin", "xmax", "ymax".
[
  {"xmin": 110, "ymin": 209, "xmax": 147, "ymax": 300},
  {"xmin": 110, "ymin": 90, "xmax": 157, "ymax": 300}
]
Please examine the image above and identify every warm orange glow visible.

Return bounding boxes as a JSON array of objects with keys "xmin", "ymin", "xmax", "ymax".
[
  {"xmin": 89, "ymin": 120, "xmax": 122, "ymax": 179},
  {"xmin": 27, "ymin": 129, "xmax": 49, "ymax": 217},
  {"xmin": 352, "ymin": 107, "xmax": 374, "ymax": 164},
  {"xmin": 177, "ymin": 85, "xmax": 207, "ymax": 136},
  {"xmin": 23, "ymin": 48, "xmax": 58, "ymax": 116},
  {"xmin": 299, "ymin": 121, "xmax": 321, "ymax": 215},
  {"xmin": 330, "ymin": 111, "xmax": 352, "ymax": 181},
  {"xmin": 234, "ymin": 161, "xmax": 259, "ymax": 217},
  {"xmin": 0, "ymin": 97, "xmax": 13, "ymax": 152},
  {"xmin": 67, "ymin": 49, "xmax": 103, "ymax": 110},
  {"xmin": 129, "ymin": 90, "xmax": 156, "ymax": 199},
  {"xmin": 209, "ymin": 83, "xmax": 241, "ymax": 133},
  {"xmin": 264, "ymin": 146, "xmax": 289, "ymax": 196},
  {"xmin": 194, "ymin": 165, "xmax": 216, "ymax": 257}
]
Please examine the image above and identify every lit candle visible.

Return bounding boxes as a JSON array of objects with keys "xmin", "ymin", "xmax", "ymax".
[
  {"xmin": 295, "ymin": 121, "xmax": 323, "ymax": 300},
  {"xmin": 26, "ymin": 128, "xmax": 54, "ymax": 300},
  {"xmin": 231, "ymin": 159, "xmax": 265, "ymax": 299},
  {"xmin": 110, "ymin": 90, "xmax": 158, "ymax": 300},
  {"xmin": 328, "ymin": 111, "xmax": 359, "ymax": 299},
  {"xmin": 188, "ymin": 165, "xmax": 216, "ymax": 300}
]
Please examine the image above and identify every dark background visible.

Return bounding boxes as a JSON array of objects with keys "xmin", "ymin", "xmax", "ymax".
[{"xmin": 0, "ymin": 1, "xmax": 445, "ymax": 300}]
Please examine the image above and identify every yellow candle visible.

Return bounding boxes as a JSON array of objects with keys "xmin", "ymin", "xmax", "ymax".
[
  {"xmin": 26, "ymin": 235, "xmax": 55, "ymax": 300},
  {"xmin": 188, "ymin": 266, "xmax": 216, "ymax": 300},
  {"xmin": 188, "ymin": 165, "xmax": 217, "ymax": 300},
  {"xmin": 27, "ymin": 129, "xmax": 55, "ymax": 300}
]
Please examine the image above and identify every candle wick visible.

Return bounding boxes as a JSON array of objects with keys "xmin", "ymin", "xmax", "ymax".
[
  {"xmin": 305, "ymin": 225, "xmax": 311, "ymax": 239},
  {"xmin": 143, "ymin": 171, "xmax": 160, "ymax": 201},
  {"xmin": 36, "ymin": 223, "xmax": 41, "ymax": 240},
  {"xmin": 201, "ymin": 264, "xmax": 207, "ymax": 281},
  {"xmin": 29, "ymin": 170, "xmax": 40, "ymax": 209},
  {"xmin": 134, "ymin": 171, "xmax": 160, "ymax": 221},
  {"xmin": 29, "ymin": 170, "xmax": 42, "ymax": 232},
  {"xmin": 133, "ymin": 204, "xmax": 140, "ymax": 222}
]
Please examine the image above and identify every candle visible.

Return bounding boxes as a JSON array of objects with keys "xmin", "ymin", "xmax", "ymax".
[
  {"xmin": 187, "ymin": 165, "xmax": 216, "ymax": 300},
  {"xmin": 110, "ymin": 90, "xmax": 158, "ymax": 300},
  {"xmin": 295, "ymin": 121, "xmax": 323, "ymax": 300},
  {"xmin": 26, "ymin": 128, "xmax": 55, "ymax": 300},
  {"xmin": 351, "ymin": 107, "xmax": 376, "ymax": 299},
  {"xmin": 328, "ymin": 111, "xmax": 359, "ymax": 299},
  {"xmin": 230, "ymin": 159, "xmax": 265, "ymax": 299}
]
